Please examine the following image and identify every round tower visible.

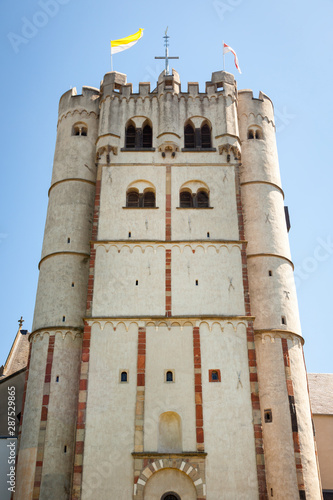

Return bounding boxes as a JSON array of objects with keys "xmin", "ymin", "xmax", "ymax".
[
  {"xmin": 15, "ymin": 86, "xmax": 100, "ymax": 500},
  {"xmin": 238, "ymin": 91, "xmax": 322, "ymax": 499}
]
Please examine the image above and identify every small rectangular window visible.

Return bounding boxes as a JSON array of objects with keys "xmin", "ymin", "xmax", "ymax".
[
  {"xmin": 264, "ymin": 409, "xmax": 273, "ymax": 423},
  {"xmin": 56, "ymin": 376, "xmax": 59, "ymax": 382},
  {"xmin": 207, "ymin": 232, "xmax": 210, "ymax": 238},
  {"xmin": 62, "ymin": 316, "xmax": 65, "ymax": 322},
  {"xmin": 281, "ymin": 316, "xmax": 286, "ymax": 325},
  {"xmin": 209, "ymin": 369, "xmax": 221, "ymax": 382},
  {"xmin": 268, "ymin": 270, "xmax": 272, "ymax": 277},
  {"xmin": 64, "ymin": 445, "xmax": 67, "ymax": 453},
  {"xmin": 136, "ymin": 280, "xmax": 138, "ymax": 286},
  {"xmin": 128, "ymin": 232, "xmax": 131, "ymax": 238},
  {"xmin": 195, "ymin": 280, "xmax": 199, "ymax": 286},
  {"xmin": 67, "ymin": 237, "xmax": 70, "ymax": 243}
]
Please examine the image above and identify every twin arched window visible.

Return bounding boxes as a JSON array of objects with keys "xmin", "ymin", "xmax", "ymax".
[
  {"xmin": 72, "ymin": 122, "xmax": 87, "ymax": 136},
  {"xmin": 125, "ymin": 121, "xmax": 152, "ymax": 149},
  {"xmin": 248, "ymin": 126, "xmax": 263, "ymax": 140},
  {"xmin": 184, "ymin": 122, "xmax": 211, "ymax": 149},
  {"xmin": 126, "ymin": 189, "xmax": 155, "ymax": 208},
  {"xmin": 179, "ymin": 189, "xmax": 209, "ymax": 208}
]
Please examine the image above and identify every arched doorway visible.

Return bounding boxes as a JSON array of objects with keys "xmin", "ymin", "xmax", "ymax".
[{"xmin": 144, "ymin": 469, "xmax": 196, "ymax": 500}]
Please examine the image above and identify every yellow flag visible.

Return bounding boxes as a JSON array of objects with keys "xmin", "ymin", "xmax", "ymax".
[{"xmin": 111, "ymin": 29, "xmax": 144, "ymax": 55}]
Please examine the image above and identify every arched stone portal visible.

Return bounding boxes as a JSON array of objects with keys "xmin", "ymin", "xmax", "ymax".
[{"xmin": 144, "ymin": 469, "xmax": 197, "ymax": 500}]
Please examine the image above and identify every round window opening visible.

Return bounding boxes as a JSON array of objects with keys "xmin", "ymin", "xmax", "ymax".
[{"xmin": 161, "ymin": 493, "xmax": 181, "ymax": 500}]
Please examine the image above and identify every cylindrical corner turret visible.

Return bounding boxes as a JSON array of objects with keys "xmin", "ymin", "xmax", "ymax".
[
  {"xmin": 15, "ymin": 86, "xmax": 100, "ymax": 500},
  {"xmin": 238, "ymin": 90, "xmax": 322, "ymax": 499}
]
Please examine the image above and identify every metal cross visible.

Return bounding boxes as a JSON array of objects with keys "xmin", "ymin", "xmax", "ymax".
[{"xmin": 155, "ymin": 27, "xmax": 179, "ymax": 76}]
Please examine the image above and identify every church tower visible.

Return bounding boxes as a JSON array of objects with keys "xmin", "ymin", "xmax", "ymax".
[{"xmin": 14, "ymin": 64, "xmax": 322, "ymax": 500}]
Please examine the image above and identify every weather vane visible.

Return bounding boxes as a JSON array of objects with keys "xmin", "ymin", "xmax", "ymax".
[{"xmin": 155, "ymin": 27, "xmax": 179, "ymax": 76}]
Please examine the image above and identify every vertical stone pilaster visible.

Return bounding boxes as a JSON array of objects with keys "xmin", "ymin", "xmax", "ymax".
[
  {"xmin": 193, "ymin": 326, "xmax": 204, "ymax": 452},
  {"xmin": 32, "ymin": 334, "xmax": 55, "ymax": 500},
  {"xmin": 134, "ymin": 327, "xmax": 147, "ymax": 486},
  {"xmin": 281, "ymin": 338, "xmax": 306, "ymax": 498},
  {"xmin": 235, "ymin": 163, "xmax": 268, "ymax": 499}
]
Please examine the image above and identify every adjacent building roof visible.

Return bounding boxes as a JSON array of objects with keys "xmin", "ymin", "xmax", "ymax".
[{"xmin": 308, "ymin": 374, "xmax": 333, "ymax": 415}]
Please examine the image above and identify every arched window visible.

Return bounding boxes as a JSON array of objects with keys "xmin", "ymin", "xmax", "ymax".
[
  {"xmin": 126, "ymin": 190, "xmax": 140, "ymax": 207},
  {"xmin": 72, "ymin": 123, "xmax": 88, "ymax": 136},
  {"xmin": 142, "ymin": 124, "xmax": 152, "ymax": 148},
  {"xmin": 166, "ymin": 371, "xmax": 173, "ymax": 382},
  {"xmin": 201, "ymin": 123, "xmax": 211, "ymax": 148},
  {"xmin": 179, "ymin": 191, "xmax": 193, "ymax": 208},
  {"xmin": 248, "ymin": 126, "xmax": 263, "ymax": 140},
  {"xmin": 184, "ymin": 124, "xmax": 195, "ymax": 148},
  {"xmin": 121, "ymin": 371, "xmax": 128, "ymax": 382},
  {"xmin": 196, "ymin": 190, "xmax": 209, "ymax": 208},
  {"xmin": 143, "ymin": 191, "xmax": 155, "ymax": 207},
  {"xmin": 125, "ymin": 124, "xmax": 136, "ymax": 148},
  {"xmin": 248, "ymin": 129, "xmax": 254, "ymax": 139},
  {"xmin": 255, "ymin": 129, "xmax": 263, "ymax": 139}
]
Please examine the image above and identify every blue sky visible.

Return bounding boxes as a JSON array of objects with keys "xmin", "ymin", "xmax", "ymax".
[{"xmin": 0, "ymin": 0, "xmax": 332, "ymax": 373}]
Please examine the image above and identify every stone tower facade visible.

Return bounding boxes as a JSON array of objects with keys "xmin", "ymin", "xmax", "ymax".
[{"xmin": 14, "ymin": 69, "xmax": 322, "ymax": 500}]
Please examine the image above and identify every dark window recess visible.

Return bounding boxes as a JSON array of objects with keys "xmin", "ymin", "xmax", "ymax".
[
  {"xmin": 71, "ymin": 282, "xmax": 75, "ymax": 287},
  {"xmin": 166, "ymin": 371, "xmax": 173, "ymax": 382},
  {"xmin": 299, "ymin": 491, "xmax": 306, "ymax": 500},
  {"xmin": 195, "ymin": 280, "xmax": 199, "ymax": 286},
  {"xmin": 142, "ymin": 125, "xmax": 152, "ymax": 148},
  {"xmin": 248, "ymin": 129, "xmax": 254, "ymax": 139},
  {"xmin": 125, "ymin": 125, "xmax": 136, "ymax": 148},
  {"xmin": 207, "ymin": 232, "xmax": 210, "ymax": 238},
  {"xmin": 264, "ymin": 409, "xmax": 273, "ymax": 423},
  {"xmin": 180, "ymin": 191, "xmax": 193, "ymax": 208},
  {"xmin": 56, "ymin": 376, "xmax": 59, "ymax": 382},
  {"xmin": 197, "ymin": 190, "xmax": 209, "ymax": 207},
  {"xmin": 127, "ymin": 191, "xmax": 140, "ymax": 207},
  {"xmin": 184, "ymin": 124, "xmax": 196, "ymax": 148},
  {"xmin": 268, "ymin": 270, "xmax": 272, "ymax": 277},
  {"xmin": 128, "ymin": 232, "xmax": 131, "ymax": 238},
  {"xmin": 281, "ymin": 316, "xmax": 286, "ymax": 325},
  {"xmin": 143, "ymin": 191, "xmax": 155, "ymax": 207},
  {"xmin": 121, "ymin": 371, "xmax": 128, "ymax": 382},
  {"xmin": 67, "ymin": 238, "xmax": 70, "ymax": 243},
  {"xmin": 255, "ymin": 130, "xmax": 261, "ymax": 139},
  {"xmin": 271, "ymin": 488, "xmax": 274, "ymax": 497},
  {"xmin": 323, "ymin": 492, "xmax": 333, "ymax": 500},
  {"xmin": 289, "ymin": 395, "xmax": 298, "ymax": 432},
  {"xmin": 284, "ymin": 206, "xmax": 291, "ymax": 232},
  {"xmin": 163, "ymin": 495, "xmax": 179, "ymax": 500},
  {"xmin": 211, "ymin": 371, "xmax": 219, "ymax": 381},
  {"xmin": 64, "ymin": 445, "xmax": 67, "ymax": 453},
  {"xmin": 62, "ymin": 316, "xmax": 65, "ymax": 322},
  {"xmin": 135, "ymin": 280, "xmax": 138, "ymax": 286},
  {"xmin": 201, "ymin": 124, "xmax": 211, "ymax": 148}
]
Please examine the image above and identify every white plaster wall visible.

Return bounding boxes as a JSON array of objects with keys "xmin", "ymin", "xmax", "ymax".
[
  {"xmin": 33, "ymin": 255, "xmax": 89, "ymax": 331},
  {"xmin": 41, "ymin": 181, "xmax": 95, "ymax": 259},
  {"xmin": 172, "ymin": 166, "xmax": 239, "ymax": 241},
  {"xmin": 40, "ymin": 332, "xmax": 82, "ymax": 500},
  {"xmin": 144, "ymin": 326, "xmax": 196, "ymax": 452},
  {"xmin": 247, "ymin": 257, "xmax": 302, "ymax": 334},
  {"xmin": 98, "ymin": 165, "xmax": 165, "ymax": 241},
  {"xmin": 172, "ymin": 245, "xmax": 245, "ymax": 316},
  {"xmin": 288, "ymin": 340, "xmax": 322, "ymax": 499},
  {"xmin": 92, "ymin": 245, "xmax": 165, "ymax": 317},
  {"xmin": 241, "ymin": 184, "xmax": 291, "ymax": 259},
  {"xmin": 15, "ymin": 335, "xmax": 49, "ymax": 500},
  {"xmin": 254, "ymin": 335, "xmax": 299, "ymax": 499},
  {"xmin": 201, "ymin": 322, "xmax": 259, "ymax": 499},
  {"xmin": 82, "ymin": 322, "xmax": 138, "ymax": 500}
]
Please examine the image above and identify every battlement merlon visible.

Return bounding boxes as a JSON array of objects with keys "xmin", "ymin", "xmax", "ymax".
[{"xmin": 58, "ymin": 86, "xmax": 100, "ymax": 118}]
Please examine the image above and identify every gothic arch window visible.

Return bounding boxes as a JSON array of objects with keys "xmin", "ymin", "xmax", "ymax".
[
  {"xmin": 124, "ymin": 119, "xmax": 153, "ymax": 149},
  {"xmin": 184, "ymin": 123, "xmax": 195, "ymax": 148},
  {"xmin": 120, "ymin": 371, "xmax": 128, "ymax": 382},
  {"xmin": 125, "ymin": 123, "xmax": 136, "ymax": 148},
  {"xmin": 201, "ymin": 123, "xmax": 211, "ymax": 148},
  {"xmin": 142, "ymin": 124, "xmax": 153, "ymax": 148},
  {"xmin": 72, "ymin": 122, "xmax": 88, "ymax": 136}
]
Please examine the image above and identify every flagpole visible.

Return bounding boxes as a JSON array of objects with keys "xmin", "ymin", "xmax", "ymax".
[
  {"xmin": 111, "ymin": 49, "xmax": 113, "ymax": 71},
  {"xmin": 223, "ymin": 40, "xmax": 225, "ymax": 71}
]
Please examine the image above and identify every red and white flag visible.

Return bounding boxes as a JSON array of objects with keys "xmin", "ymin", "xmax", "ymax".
[{"xmin": 223, "ymin": 43, "xmax": 242, "ymax": 74}]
